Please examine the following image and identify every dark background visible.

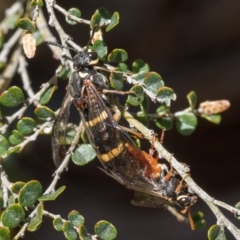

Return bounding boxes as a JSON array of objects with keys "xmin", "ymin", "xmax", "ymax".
[{"xmin": 1, "ymin": 0, "xmax": 240, "ymax": 239}]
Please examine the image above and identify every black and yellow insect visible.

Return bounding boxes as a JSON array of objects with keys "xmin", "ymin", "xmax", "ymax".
[{"xmin": 46, "ymin": 40, "xmax": 197, "ymax": 211}]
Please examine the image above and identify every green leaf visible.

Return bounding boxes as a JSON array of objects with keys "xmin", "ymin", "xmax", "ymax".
[
  {"xmin": 106, "ymin": 12, "xmax": 119, "ymax": 31},
  {"xmin": 94, "ymin": 220, "xmax": 117, "ymax": 240},
  {"xmin": 234, "ymin": 202, "xmax": 240, "ymax": 220},
  {"xmin": 208, "ymin": 225, "xmax": 226, "ymax": 240},
  {"xmin": 132, "ymin": 59, "xmax": 150, "ymax": 73},
  {"xmin": 0, "ymin": 197, "xmax": 3, "ymax": 211},
  {"xmin": 156, "ymin": 87, "xmax": 176, "ymax": 105},
  {"xmin": 68, "ymin": 210, "xmax": 84, "ymax": 227},
  {"xmin": 0, "ymin": 30, "xmax": 4, "ymax": 49},
  {"xmin": 90, "ymin": 8, "xmax": 111, "ymax": 29},
  {"xmin": 71, "ymin": 144, "xmax": 96, "ymax": 166},
  {"xmin": 0, "ymin": 135, "xmax": 9, "ymax": 156},
  {"xmin": 63, "ymin": 221, "xmax": 78, "ymax": 240},
  {"xmin": 0, "ymin": 86, "xmax": 24, "ymax": 107},
  {"xmin": 156, "ymin": 117, "xmax": 173, "ymax": 131},
  {"xmin": 17, "ymin": 117, "xmax": 36, "ymax": 135},
  {"xmin": 27, "ymin": 203, "xmax": 43, "ymax": 231},
  {"xmin": 132, "ymin": 71, "xmax": 147, "ymax": 84},
  {"xmin": 39, "ymin": 86, "xmax": 56, "ymax": 105},
  {"xmin": 66, "ymin": 8, "xmax": 81, "ymax": 25},
  {"xmin": 34, "ymin": 106, "xmax": 55, "ymax": 120},
  {"xmin": 33, "ymin": 31, "xmax": 43, "ymax": 46},
  {"xmin": 176, "ymin": 112, "xmax": 198, "ymax": 136},
  {"xmin": 53, "ymin": 218, "xmax": 63, "ymax": 231},
  {"xmin": 156, "ymin": 105, "xmax": 167, "ymax": 114},
  {"xmin": 58, "ymin": 67, "xmax": 72, "ymax": 80},
  {"xmin": 0, "ymin": 227, "xmax": 10, "ymax": 240},
  {"xmin": 16, "ymin": 18, "xmax": 36, "ymax": 32},
  {"xmin": 192, "ymin": 211, "xmax": 206, "ymax": 230},
  {"xmin": 92, "ymin": 40, "xmax": 108, "ymax": 59},
  {"xmin": 18, "ymin": 180, "xmax": 43, "ymax": 207},
  {"xmin": 78, "ymin": 224, "xmax": 91, "ymax": 240},
  {"xmin": 9, "ymin": 130, "xmax": 24, "ymax": 145},
  {"xmin": 187, "ymin": 91, "xmax": 197, "ymax": 110},
  {"xmin": 117, "ymin": 63, "xmax": 129, "ymax": 72},
  {"xmin": 110, "ymin": 72, "xmax": 123, "ymax": 90},
  {"xmin": 1, "ymin": 204, "xmax": 25, "ymax": 228},
  {"xmin": 201, "ymin": 114, "xmax": 221, "ymax": 124},
  {"xmin": 11, "ymin": 181, "xmax": 26, "ymax": 194},
  {"xmin": 31, "ymin": 0, "xmax": 44, "ymax": 7},
  {"xmin": 38, "ymin": 186, "xmax": 66, "ymax": 201},
  {"xmin": 144, "ymin": 72, "xmax": 164, "ymax": 94},
  {"xmin": 108, "ymin": 49, "xmax": 128, "ymax": 63},
  {"xmin": 127, "ymin": 85, "xmax": 144, "ymax": 106}
]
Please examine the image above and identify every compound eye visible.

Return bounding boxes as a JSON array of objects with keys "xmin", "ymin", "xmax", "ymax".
[
  {"xmin": 88, "ymin": 51, "xmax": 98, "ymax": 61},
  {"xmin": 177, "ymin": 195, "xmax": 191, "ymax": 207}
]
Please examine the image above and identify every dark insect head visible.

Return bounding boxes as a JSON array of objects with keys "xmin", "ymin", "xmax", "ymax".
[{"xmin": 45, "ymin": 41, "xmax": 99, "ymax": 70}]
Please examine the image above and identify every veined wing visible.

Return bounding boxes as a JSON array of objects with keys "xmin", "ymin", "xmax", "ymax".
[
  {"xmin": 52, "ymin": 90, "xmax": 72, "ymax": 166},
  {"xmin": 79, "ymin": 79, "xmax": 162, "ymax": 191}
]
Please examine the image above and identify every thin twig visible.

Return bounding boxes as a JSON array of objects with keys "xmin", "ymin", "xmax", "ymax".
[{"xmin": 44, "ymin": 121, "xmax": 83, "ymax": 195}]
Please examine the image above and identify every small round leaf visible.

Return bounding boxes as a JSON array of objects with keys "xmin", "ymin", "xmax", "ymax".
[
  {"xmin": 90, "ymin": 8, "xmax": 111, "ymax": 29},
  {"xmin": 132, "ymin": 59, "xmax": 150, "ymax": 73},
  {"xmin": 117, "ymin": 63, "xmax": 128, "ymax": 72},
  {"xmin": 0, "ymin": 30, "xmax": 4, "ymax": 49},
  {"xmin": 106, "ymin": 12, "xmax": 119, "ymax": 32},
  {"xmin": 66, "ymin": 8, "xmax": 81, "ymax": 25},
  {"xmin": 1, "ymin": 204, "xmax": 25, "ymax": 228},
  {"xmin": 18, "ymin": 180, "xmax": 42, "ymax": 207},
  {"xmin": 192, "ymin": 211, "xmax": 206, "ymax": 230},
  {"xmin": 156, "ymin": 87, "xmax": 176, "ymax": 105},
  {"xmin": 92, "ymin": 40, "xmax": 108, "ymax": 60},
  {"xmin": 127, "ymin": 85, "xmax": 144, "ymax": 106},
  {"xmin": 53, "ymin": 218, "xmax": 63, "ymax": 231},
  {"xmin": 38, "ymin": 186, "xmax": 66, "ymax": 202},
  {"xmin": 0, "ymin": 227, "xmax": 10, "ymax": 240},
  {"xmin": 132, "ymin": 71, "xmax": 147, "ymax": 84},
  {"xmin": 68, "ymin": 210, "xmax": 84, "ymax": 227},
  {"xmin": 78, "ymin": 224, "xmax": 91, "ymax": 240},
  {"xmin": 201, "ymin": 114, "xmax": 221, "ymax": 124},
  {"xmin": 0, "ymin": 197, "xmax": 4, "ymax": 211},
  {"xmin": 72, "ymin": 144, "xmax": 96, "ymax": 166},
  {"xmin": 17, "ymin": 117, "xmax": 36, "ymax": 135},
  {"xmin": 16, "ymin": 18, "xmax": 36, "ymax": 32},
  {"xmin": 234, "ymin": 202, "xmax": 240, "ymax": 220},
  {"xmin": 94, "ymin": 220, "xmax": 117, "ymax": 240},
  {"xmin": 107, "ymin": 49, "xmax": 128, "ymax": 63},
  {"xmin": 34, "ymin": 106, "xmax": 55, "ymax": 120},
  {"xmin": 176, "ymin": 112, "xmax": 197, "ymax": 136},
  {"xmin": 144, "ymin": 72, "xmax": 163, "ymax": 94},
  {"xmin": 40, "ymin": 86, "xmax": 56, "ymax": 105},
  {"xmin": 27, "ymin": 203, "xmax": 43, "ymax": 232},
  {"xmin": 0, "ymin": 135, "xmax": 9, "ymax": 156},
  {"xmin": 208, "ymin": 225, "xmax": 226, "ymax": 240},
  {"xmin": 11, "ymin": 181, "xmax": 26, "ymax": 194},
  {"xmin": 63, "ymin": 221, "xmax": 78, "ymax": 240},
  {"xmin": 187, "ymin": 91, "xmax": 197, "ymax": 110},
  {"xmin": 58, "ymin": 67, "xmax": 72, "ymax": 80},
  {"xmin": 156, "ymin": 117, "xmax": 173, "ymax": 131},
  {"xmin": 0, "ymin": 86, "xmax": 24, "ymax": 107},
  {"xmin": 110, "ymin": 72, "xmax": 123, "ymax": 90},
  {"xmin": 31, "ymin": 0, "xmax": 44, "ymax": 7}
]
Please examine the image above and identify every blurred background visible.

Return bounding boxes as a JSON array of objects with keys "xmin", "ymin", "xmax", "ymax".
[{"xmin": 1, "ymin": 0, "xmax": 240, "ymax": 239}]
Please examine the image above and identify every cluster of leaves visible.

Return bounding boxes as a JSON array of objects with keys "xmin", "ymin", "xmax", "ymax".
[{"xmin": 0, "ymin": 2, "xmax": 232, "ymax": 240}]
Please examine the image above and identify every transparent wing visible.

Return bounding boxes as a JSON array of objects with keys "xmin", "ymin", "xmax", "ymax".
[{"xmin": 52, "ymin": 90, "xmax": 72, "ymax": 166}]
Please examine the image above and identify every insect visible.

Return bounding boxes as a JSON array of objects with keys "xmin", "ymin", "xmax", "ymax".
[{"xmin": 46, "ymin": 38, "xmax": 197, "ymax": 213}]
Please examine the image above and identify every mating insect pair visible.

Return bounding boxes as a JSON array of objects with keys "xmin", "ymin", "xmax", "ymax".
[{"xmin": 46, "ymin": 36, "xmax": 197, "ymax": 214}]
